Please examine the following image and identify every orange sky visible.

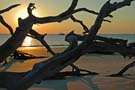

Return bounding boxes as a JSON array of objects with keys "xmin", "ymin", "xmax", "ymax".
[{"xmin": 0, "ymin": 0, "xmax": 135, "ymax": 34}]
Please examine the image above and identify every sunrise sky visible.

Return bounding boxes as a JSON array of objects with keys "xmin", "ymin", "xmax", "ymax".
[{"xmin": 0, "ymin": 0, "xmax": 135, "ymax": 34}]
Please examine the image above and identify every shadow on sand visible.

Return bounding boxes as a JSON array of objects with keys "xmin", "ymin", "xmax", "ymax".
[{"xmin": 31, "ymin": 75, "xmax": 100, "ymax": 90}]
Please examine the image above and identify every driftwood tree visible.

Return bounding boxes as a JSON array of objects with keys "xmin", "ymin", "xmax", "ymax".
[
  {"xmin": 0, "ymin": 0, "xmax": 134, "ymax": 90},
  {"xmin": 111, "ymin": 60, "xmax": 135, "ymax": 76}
]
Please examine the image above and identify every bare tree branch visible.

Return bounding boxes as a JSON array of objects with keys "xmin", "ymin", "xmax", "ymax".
[
  {"xmin": 29, "ymin": 29, "xmax": 56, "ymax": 55},
  {"xmin": 0, "ymin": 15, "xmax": 14, "ymax": 35},
  {"xmin": 0, "ymin": 0, "xmax": 134, "ymax": 90},
  {"xmin": 110, "ymin": 59, "xmax": 135, "ymax": 77},
  {"xmin": 31, "ymin": 0, "xmax": 78, "ymax": 24},
  {"xmin": 70, "ymin": 15, "xmax": 89, "ymax": 33},
  {"xmin": 73, "ymin": 8, "xmax": 113, "ymax": 18},
  {"xmin": 0, "ymin": 0, "xmax": 78, "ymax": 63},
  {"xmin": 70, "ymin": 15, "xmax": 111, "ymax": 34},
  {"xmin": 0, "ymin": 3, "xmax": 35, "ymax": 63},
  {"xmin": 0, "ymin": 4, "xmax": 20, "ymax": 14},
  {"xmin": 9, "ymin": 0, "xmax": 134, "ymax": 90}
]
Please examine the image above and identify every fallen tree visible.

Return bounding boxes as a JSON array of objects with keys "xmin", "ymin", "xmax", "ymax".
[
  {"xmin": 67, "ymin": 31, "xmax": 135, "ymax": 57},
  {"xmin": 110, "ymin": 60, "xmax": 135, "ymax": 76},
  {"xmin": 0, "ymin": 0, "xmax": 79, "ymax": 63},
  {"xmin": 0, "ymin": 0, "xmax": 134, "ymax": 90},
  {"xmin": 0, "ymin": 0, "xmax": 100, "ymax": 63}
]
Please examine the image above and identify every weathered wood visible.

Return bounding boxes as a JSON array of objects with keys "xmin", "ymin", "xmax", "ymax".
[
  {"xmin": 110, "ymin": 60, "xmax": 135, "ymax": 76},
  {"xmin": 65, "ymin": 31, "xmax": 129, "ymax": 55},
  {"xmin": 8, "ymin": 1, "xmax": 134, "ymax": 90},
  {"xmin": 0, "ymin": 3, "xmax": 35, "ymax": 63},
  {"xmin": 0, "ymin": 0, "xmax": 134, "ymax": 90},
  {"xmin": 0, "ymin": 72, "xmax": 29, "ymax": 88},
  {"xmin": 0, "ymin": 4, "xmax": 20, "ymax": 14},
  {"xmin": 29, "ymin": 29, "xmax": 56, "ymax": 55},
  {"xmin": 67, "ymin": 31, "xmax": 128, "ymax": 45},
  {"xmin": 70, "ymin": 16, "xmax": 89, "ymax": 33},
  {"xmin": 0, "ymin": 0, "xmax": 114, "ymax": 63},
  {"xmin": 0, "ymin": 70, "xmax": 93, "ymax": 88},
  {"xmin": 73, "ymin": 8, "xmax": 113, "ymax": 18},
  {"xmin": 96, "ymin": 36, "xmax": 127, "ymax": 45},
  {"xmin": 0, "ymin": 0, "xmax": 78, "ymax": 63},
  {"xmin": 11, "ymin": 50, "xmax": 46, "ymax": 60},
  {"xmin": 0, "ymin": 16, "xmax": 14, "ymax": 35}
]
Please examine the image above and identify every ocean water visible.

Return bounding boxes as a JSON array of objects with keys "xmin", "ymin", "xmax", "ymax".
[{"xmin": 0, "ymin": 34, "xmax": 135, "ymax": 47}]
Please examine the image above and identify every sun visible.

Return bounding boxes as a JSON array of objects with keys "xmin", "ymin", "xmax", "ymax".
[
  {"xmin": 22, "ymin": 36, "xmax": 32, "ymax": 47},
  {"xmin": 14, "ymin": 7, "xmax": 41, "ymax": 25},
  {"xmin": 15, "ymin": 9, "xmax": 29, "ymax": 19},
  {"xmin": 15, "ymin": 8, "xmax": 40, "ymax": 18}
]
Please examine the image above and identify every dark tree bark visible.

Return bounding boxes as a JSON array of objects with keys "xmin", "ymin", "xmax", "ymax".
[
  {"xmin": 0, "ymin": 3, "xmax": 35, "ymax": 63},
  {"xmin": 0, "ymin": 0, "xmax": 134, "ymax": 90},
  {"xmin": 0, "ymin": 4, "xmax": 20, "ymax": 35},
  {"xmin": 0, "ymin": 16, "xmax": 14, "ymax": 35},
  {"xmin": 0, "ymin": 0, "xmax": 78, "ymax": 63},
  {"xmin": 0, "ymin": 0, "xmax": 112, "ymax": 63},
  {"xmin": 0, "ymin": 4, "xmax": 20, "ymax": 14},
  {"xmin": 29, "ymin": 29, "xmax": 56, "ymax": 55},
  {"xmin": 110, "ymin": 60, "xmax": 135, "ymax": 76},
  {"xmin": 7, "ymin": 1, "xmax": 134, "ymax": 90}
]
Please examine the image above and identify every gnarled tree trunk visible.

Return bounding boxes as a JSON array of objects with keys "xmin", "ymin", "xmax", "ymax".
[{"xmin": 0, "ymin": 0, "xmax": 134, "ymax": 90}]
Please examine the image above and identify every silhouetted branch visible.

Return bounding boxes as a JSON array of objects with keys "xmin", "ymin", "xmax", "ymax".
[
  {"xmin": 0, "ymin": 15, "xmax": 14, "ymax": 35},
  {"xmin": 0, "ymin": 3, "xmax": 35, "ymax": 63},
  {"xmin": 0, "ymin": 0, "xmax": 134, "ymax": 90},
  {"xmin": 110, "ymin": 60, "xmax": 135, "ymax": 76},
  {"xmin": 27, "ymin": 3, "xmax": 36, "ymax": 17},
  {"xmin": 0, "ymin": 4, "xmax": 20, "ymax": 14},
  {"xmin": 0, "ymin": 0, "xmax": 78, "ymax": 63},
  {"xmin": 70, "ymin": 15, "xmax": 89, "ymax": 33},
  {"xmin": 29, "ymin": 29, "xmax": 56, "ymax": 55},
  {"xmin": 9, "ymin": 0, "xmax": 134, "ymax": 90},
  {"xmin": 64, "ymin": 32, "xmax": 98, "ymax": 75},
  {"xmin": 32, "ymin": 0, "xmax": 78, "ymax": 24},
  {"xmin": 73, "ymin": 8, "xmax": 113, "ymax": 18}
]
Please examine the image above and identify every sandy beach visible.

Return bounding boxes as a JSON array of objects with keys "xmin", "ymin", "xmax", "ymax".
[{"xmin": 1, "ymin": 46, "xmax": 135, "ymax": 90}]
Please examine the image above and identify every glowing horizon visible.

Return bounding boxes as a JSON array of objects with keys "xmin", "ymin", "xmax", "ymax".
[{"xmin": 0, "ymin": 0, "xmax": 135, "ymax": 34}]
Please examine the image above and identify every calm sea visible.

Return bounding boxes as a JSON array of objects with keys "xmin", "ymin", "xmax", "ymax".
[{"xmin": 0, "ymin": 34, "xmax": 135, "ymax": 47}]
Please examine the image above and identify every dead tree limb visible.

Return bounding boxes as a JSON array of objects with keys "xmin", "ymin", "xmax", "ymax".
[
  {"xmin": 0, "ymin": 0, "xmax": 134, "ymax": 90},
  {"xmin": 0, "ymin": 0, "xmax": 78, "ymax": 63},
  {"xmin": 73, "ymin": 8, "xmax": 113, "ymax": 18},
  {"xmin": 0, "ymin": 4, "xmax": 20, "ymax": 35},
  {"xmin": 0, "ymin": 3, "xmax": 35, "ymax": 63},
  {"xmin": 0, "ymin": 4, "xmax": 20, "ymax": 14},
  {"xmin": 64, "ymin": 33, "xmax": 98, "ymax": 75},
  {"xmin": 70, "ymin": 15, "xmax": 111, "ymax": 34},
  {"xmin": 0, "ymin": 71, "xmax": 29, "ymax": 89},
  {"xmin": 0, "ymin": 0, "xmax": 111, "ymax": 62},
  {"xmin": 29, "ymin": 29, "xmax": 92, "ymax": 75},
  {"xmin": 0, "ymin": 10, "xmax": 55, "ymax": 56},
  {"xmin": 110, "ymin": 60, "xmax": 135, "ymax": 76},
  {"xmin": 7, "ymin": 0, "xmax": 134, "ymax": 90},
  {"xmin": 0, "ymin": 15, "xmax": 14, "ymax": 35},
  {"xmin": 70, "ymin": 15, "xmax": 89, "ymax": 33},
  {"xmin": 29, "ymin": 29, "xmax": 56, "ymax": 55}
]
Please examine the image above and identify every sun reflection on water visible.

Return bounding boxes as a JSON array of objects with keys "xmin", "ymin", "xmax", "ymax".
[{"xmin": 22, "ymin": 36, "xmax": 32, "ymax": 47}]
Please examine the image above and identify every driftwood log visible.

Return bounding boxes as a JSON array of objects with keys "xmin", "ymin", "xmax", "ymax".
[
  {"xmin": 0, "ymin": 3, "xmax": 35, "ymax": 62},
  {"xmin": 0, "ymin": 0, "xmax": 112, "ymax": 62},
  {"xmin": 0, "ymin": 0, "xmax": 134, "ymax": 90},
  {"xmin": 66, "ymin": 31, "xmax": 135, "ymax": 58},
  {"xmin": 0, "ymin": 4, "xmax": 20, "ymax": 14},
  {"xmin": 11, "ymin": 1, "xmax": 135, "ymax": 90},
  {"xmin": 110, "ymin": 60, "xmax": 135, "ymax": 76},
  {"xmin": 0, "ymin": 0, "xmax": 78, "ymax": 63}
]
